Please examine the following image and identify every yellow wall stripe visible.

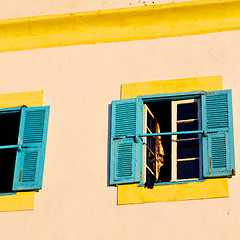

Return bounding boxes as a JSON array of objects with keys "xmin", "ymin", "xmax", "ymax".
[
  {"xmin": 0, "ymin": 90, "xmax": 44, "ymax": 109},
  {"xmin": 1, "ymin": 0, "xmax": 240, "ymax": 52},
  {"xmin": 121, "ymin": 76, "xmax": 223, "ymax": 99}
]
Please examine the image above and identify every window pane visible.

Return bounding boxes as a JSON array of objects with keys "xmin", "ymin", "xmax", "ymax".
[
  {"xmin": 177, "ymin": 139, "xmax": 199, "ymax": 159},
  {"xmin": 177, "ymin": 102, "xmax": 198, "ymax": 120},
  {"xmin": 0, "ymin": 149, "xmax": 16, "ymax": 193},
  {"xmin": 177, "ymin": 121, "xmax": 198, "ymax": 139},
  {"xmin": 0, "ymin": 112, "xmax": 21, "ymax": 146},
  {"xmin": 147, "ymin": 112, "xmax": 155, "ymax": 132},
  {"xmin": 177, "ymin": 160, "xmax": 199, "ymax": 179}
]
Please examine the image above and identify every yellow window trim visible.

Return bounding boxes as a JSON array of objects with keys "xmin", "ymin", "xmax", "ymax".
[
  {"xmin": 119, "ymin": 75, "xmax": 229, "ymax": 205},
  {"xmin": 0, "ymin": 90, "xmax": 44, "ymax": 212},
  {"xmin": 1, "ymin": 0, "xmax": 240, "ymax": 52}
]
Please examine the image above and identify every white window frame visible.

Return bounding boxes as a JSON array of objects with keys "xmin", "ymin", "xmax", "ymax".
[
  {"xmin": 142, "ymin": 104, "xmax": 157, "ymax": 184},
  {"xmin": 171, "ymin": 98, "xmax": 202, "ymax": 181},
  {"xmin": 142, "ymin": 98, "xmax": 202, "ymax": 184}
]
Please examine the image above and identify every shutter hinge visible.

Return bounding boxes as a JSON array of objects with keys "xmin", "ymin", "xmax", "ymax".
[
  {"xmin": 19, "ymin": 170, "xmax": 22, "ymax": 182},
  {"xmin": 232, "ymin": 169, "xmax": 236, "ymax": 176}
]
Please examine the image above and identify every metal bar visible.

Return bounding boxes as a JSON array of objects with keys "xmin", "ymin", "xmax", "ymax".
[
  {"xmin": 139, "ymin": 130, "xmax": 204, "ymax": 137},
  {"xmin": 146, "ymin": 145, "xmax": 156, "ymax": 158},
  {"xmin": 172, "ymin": 137, "xmax": 199, "ymax": 142},
  {"xmin": 177, "ymin": 157, "xmax": 199, "ymax": 162},
  {"xmin": 146, "ymin": 165, "xmax": 155, "ymax": 177},
  {"xmin": 0, "ymin": 145, "xmax": 18, "ymax": 150},
  {"xmin": 146, "ymin": 106, "xmax": 154, "ymax": 119},
  {"xmin": 146, "ymin": 126, "xmax": 153, "ymax": 134},
  {"xmin": 176, "ymin": 118, "xmax": 198, "ymax": 123}
]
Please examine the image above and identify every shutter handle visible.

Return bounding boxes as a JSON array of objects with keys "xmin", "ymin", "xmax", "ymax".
[
  {"xmin": 203, "ymin": 131, "xmax": 217, "ymax": 137},
  {"xmin": 17, "ymin": 144, "xmax": 28, "ymax": 151},
  {"xmin": 126, "ymin": 135, "xmax": 138, "ymax": 143}
]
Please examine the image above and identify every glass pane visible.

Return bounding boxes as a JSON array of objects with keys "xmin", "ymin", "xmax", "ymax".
[
  {"xmin": 0, "ymin": 112, "xmax": 21, "ymax": 146},
  {"xmin": 177, "ymin": 139, "xmax": 199, "ymax": 159},
  {"xmin": 177, "ymin": 121, "xmax": 198, "ymax": 139},
  {"xmin": 177, "ymin": 160, "xmax": 199, "ymax": 179},
  {"xmin": 177, "ymin": 102, "xmax": 198, "ymax": 120},
  {"xmin": 147, "ymin": 112, "xmax": 155, "ymax": 132}
]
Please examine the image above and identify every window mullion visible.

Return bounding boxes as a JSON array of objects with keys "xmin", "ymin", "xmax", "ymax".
[{"xmin": 172, "ymin": 101, "xmax": 177, "ymax": 181}]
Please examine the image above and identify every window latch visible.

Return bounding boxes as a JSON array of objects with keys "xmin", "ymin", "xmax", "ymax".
[
  {"xmin": 203, "ymin": 131, "xmax": 217, "ymax": 137},
  {"xmin": 126, "ymin": 135, "xmax": 138, "ymax": 143},
  {"xmin": 17, "ymin": 144, "xmax": 28, "ymax": 151}
]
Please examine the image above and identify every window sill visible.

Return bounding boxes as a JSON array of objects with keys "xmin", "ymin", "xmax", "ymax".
[
  {"xmin": 0, "ymin": 191, "xmax": 35, "ymax": 212},
  {"xmin": 138, "ymin": 179, "xmax": 205, "ymax": 187},
  {"xmin": 118, "ymin": 178, "xmax": 229, "ymax": 205}
]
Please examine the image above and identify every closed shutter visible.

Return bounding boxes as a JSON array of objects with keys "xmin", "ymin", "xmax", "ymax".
[
  {"xmin": 12, "ymin": 106, "xmax": 50, "ymax": 190},
  {"xmin": 202, "ymin": 90, "xmax": 235, "ymax": 177},
  {"xmin": 110, "ymin": 98, "xmax": 141, "ymax": 185}
]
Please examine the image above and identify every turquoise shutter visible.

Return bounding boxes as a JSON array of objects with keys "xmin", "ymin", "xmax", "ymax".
[
  {"xmin": 202, "ymin": 90, "xmax": 235, "ymax": 177},
  {"xmin": 12, "ymin": 106, "xmax": 50, "ymax": 190},
  {"xmin": 110, "ymin": 98, "xmax": 141, "ymax": 185}
]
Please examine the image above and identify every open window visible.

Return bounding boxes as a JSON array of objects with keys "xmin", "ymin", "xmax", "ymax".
[
  {"xmin": 110, "ymin": 90, "xmax": 235, "ymax": 186},
  {"xmin": 142, "ymin": 98, "xmax": 202, "ymax": 186},
  {"xmin": 0, "ymin": 106, "xmax": 50, "ymax": 194}
]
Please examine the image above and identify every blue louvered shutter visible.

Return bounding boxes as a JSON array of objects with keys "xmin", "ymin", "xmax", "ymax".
[
  {"xmin": 12, "ymin": 106, "xmax": 50, "ymax": 190},
  {"xmin": 202, "ymin": 90, "xmax": 235, "ymax": 177},
  {"xmin": 110, "ymin": 98, "xmax": 141, "ymax": 185}
]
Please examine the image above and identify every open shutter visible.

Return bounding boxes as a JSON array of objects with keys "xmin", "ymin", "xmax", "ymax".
[
  {"xmin": 12, "ymin": 106, "xmax": 50, "ymax": 190},
  {"xmin": 110, "ymin": 98, "xmax": 141, "ymax": 185},
  {"xmin": 202, "ymin": 90, "xmax": 235, "ymax": 177}
]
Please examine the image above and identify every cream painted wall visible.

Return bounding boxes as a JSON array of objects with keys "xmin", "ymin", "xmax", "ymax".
[
  {"xmin": 0, "ymin": 0, "xmax": 195, "ymax": 20},
  {"xmin": 0, "ymin": 30, "xmax": 239, "ymax": 239}
]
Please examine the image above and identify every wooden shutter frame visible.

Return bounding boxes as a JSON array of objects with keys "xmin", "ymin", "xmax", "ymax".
[
  {"xmin": 201, "ymin": 90, "xmax": 235, "ymax": 178},
  {"xmin": 110, "ymin": 98, "xmax": 142, "ymax": 185},
  {"xmin": 12, "ymin": 106, "xmax": 50, "ymax": 191}
]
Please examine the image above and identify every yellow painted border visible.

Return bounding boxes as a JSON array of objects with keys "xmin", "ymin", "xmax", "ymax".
[
  {"xmin": 0, "ymin": 0, "xmax": 240, "ymax": 52},
  {"xmin": 119, "ymin": 76, "xmax": 229, "ymax": 205},
  {"xmin": 118, "ymin": 179, "xmax": 229, "ymax": 204},
  {"xmin": 121, "ymin": 76, "xmax": 223, "ymax": 99},
  {"xmin": 0, "ymin": 90, "xmax": 44, "ymax": 211}
]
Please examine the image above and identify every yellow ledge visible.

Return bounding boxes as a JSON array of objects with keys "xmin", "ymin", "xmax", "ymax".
[
  {"xmin": 119, "ymin": 75, "xmax": 229, "ymax": 204},
  {"xmin": 118, "ymin": 179, "xmax": 229, "ymax": 205},
  {"xmin": 0, "ymin": 90, "xmax": 43, "ymax": 211},
  {"xmin": 1, "ymin": 0, "xmax": 240, "ymax": 52}
]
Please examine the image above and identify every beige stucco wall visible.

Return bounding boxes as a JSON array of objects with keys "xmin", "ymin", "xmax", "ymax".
[{"xmin": 0, "ymin": 29, "xmax": 239, "ymax": 239}]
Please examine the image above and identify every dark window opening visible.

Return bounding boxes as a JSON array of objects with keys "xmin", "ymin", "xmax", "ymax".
[
  {"xmin": 0, "ymin": 149, "xmax": 17, "ymax": 193},
  {"xmin": 0, "ymin": 111, "xmax": 21, "ymax": 193},
  {"xmin": 0, "ymin": 112, "xmax": 21, "ymax": 146},
  {"xmin": 144, "ymin": 99, "xmax": 200, "ymax": 185},
  {"xmin": 145, "ymin": 101, "xmax": 172, "ymax": 184}
]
